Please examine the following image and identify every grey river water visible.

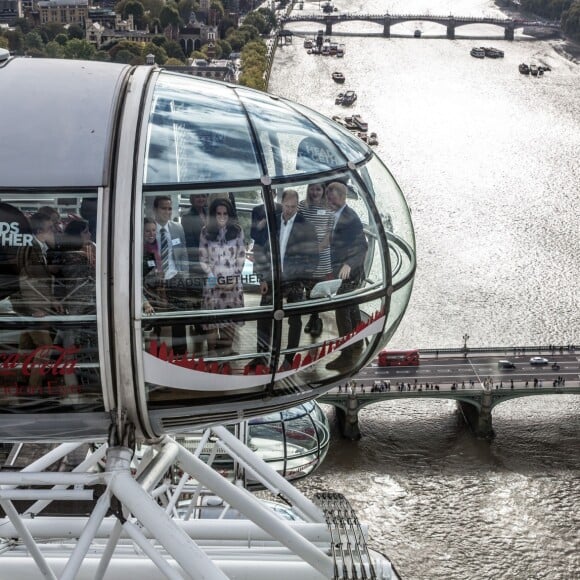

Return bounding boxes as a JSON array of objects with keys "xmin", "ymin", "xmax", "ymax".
[{"xmin": 268, "ymin": 0, "xmax": 580, "ymax": 578}]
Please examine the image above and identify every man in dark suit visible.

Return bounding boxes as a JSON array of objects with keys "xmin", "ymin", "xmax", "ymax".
[
  {"xmin": 325, "ymin": 181, "xmax": 368, "ymax": 371},
  {"xmin": 250, "ymin": 190, "xmax": 282, "ymax": 275},
  {"xmin": 15, "ymin": 212, "xmax": 63, "ymax": 388},
  {"xmin": 153, "ymin": 195, "xmax": 189, "ymax": 354},
  {"xmin": 252, "ymin": 189, "xmax": 318, "ymax": 371}
]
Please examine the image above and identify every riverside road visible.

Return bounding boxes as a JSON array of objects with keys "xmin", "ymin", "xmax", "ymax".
[
  {"xmin": 318, "ymin": 350, "xmax": 580, "ymax": 439},
  {"xmin": 352, "ymin": 351, "xmax": 580, "ymax": 388}
]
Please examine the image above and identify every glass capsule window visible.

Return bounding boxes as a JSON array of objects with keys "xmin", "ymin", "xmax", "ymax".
[
  {"xmin": 0, "ymin": 193, "xmax": 102, "ymax": 414},
  {"xmin": 138, "ymin": 72, "xmax": 415, "ymax": 410}
]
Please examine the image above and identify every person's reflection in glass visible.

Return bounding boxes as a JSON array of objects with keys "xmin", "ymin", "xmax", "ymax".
[
  {"xmin": 142, "ymin": 217, "xmax": 163, "ymax": 316},
  {"xmin": 15, "ymin": 212, "xmax": 63, "ymax": 389},
  {"xmin": 199, "ymin": 198, "xmax": 245, "ymax": 357},
  {"xmin": 53, "ymin": 218, "xmax": 96, "ymax": 389}
]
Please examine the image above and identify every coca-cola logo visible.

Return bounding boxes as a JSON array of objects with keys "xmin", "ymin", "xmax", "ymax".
[{"xmin": 0, "ymin": 345, "xmax": 79, "ymax": 376}]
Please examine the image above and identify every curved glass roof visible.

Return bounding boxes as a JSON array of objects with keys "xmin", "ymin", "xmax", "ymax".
[{"xmin": 144, "ymin": 72, "xmax": 369, "ymax": 186}]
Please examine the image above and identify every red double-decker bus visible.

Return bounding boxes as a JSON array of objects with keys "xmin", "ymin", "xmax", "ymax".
[{"xmin": 377, "ymin": 349, "xmax": 420, "ymax": 367}]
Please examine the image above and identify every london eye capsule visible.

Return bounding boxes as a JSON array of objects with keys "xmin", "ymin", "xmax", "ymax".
[{"xmin": 0, "ymin": 54, "xmax": 415, "ymax": 441}]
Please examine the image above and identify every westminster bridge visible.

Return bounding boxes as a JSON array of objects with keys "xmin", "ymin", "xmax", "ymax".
[
  {"xmin": 318, "ymin": 348, "xmax": 580, "ymax": 440},
  {"xmin": 281, "ymin": 13, "xmax": 561, "ymax": 40}
]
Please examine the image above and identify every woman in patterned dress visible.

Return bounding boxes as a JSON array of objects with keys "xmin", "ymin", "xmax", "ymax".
[{"xmin": 199, "ymin": 198, "xmax": 245, "ymax": 357}]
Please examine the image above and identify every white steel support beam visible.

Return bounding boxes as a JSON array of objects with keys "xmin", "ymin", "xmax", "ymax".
[
  {"xmin": 60, "ymin": 489, "xmax": 112, "ymax": 580},
  {"xmin": 122, "ymin": 520, "xmax": 185, "ymax": 580},
  {"xmin": 108, "ymin": 469, "xmax": 229, "ymax": 580},
  {"xmin": 137, "ymin": 438, "xmax": 179, "ymax": 492},
  {"xmin": 0, "ymin": 499, "xmax": 57, "ymax": 580},
  {"xmin": 0, "ymin": 517, "xmax": 333, "ymax": 543},
  {"xmin": 94, "ymin": 519, "xmax": 124, "ymax": 580},
  {"xmin": 24, "ymin": 443, "xmax": 108, "ymax": 517},
  {"xmin": 174, "ymin": 440, "xmax": 335, "ymax": 579}
]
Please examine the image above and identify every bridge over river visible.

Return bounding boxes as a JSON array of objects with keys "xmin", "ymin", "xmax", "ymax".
[
  {"xmin": 318, "ymin": 348, "xmax": 580, "ymax": 439},
  {"xmin": 282, "ymin": 13, "xmax": 561, "ymax": 40}
]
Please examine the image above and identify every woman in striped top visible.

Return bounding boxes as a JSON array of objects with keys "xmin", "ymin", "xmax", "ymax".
[{"xmin": 298, "ymin": 182, "xmax": 334, "ymax": 337}]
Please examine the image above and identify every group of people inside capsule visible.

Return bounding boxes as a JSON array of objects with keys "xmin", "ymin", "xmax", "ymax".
[
  {"xmin": 0, "ymin": 201, "xmax": 97, "ymax": 391},
  {"xmin": 143, "ymin": 180, "xmax": 367, "ymax": 373}
]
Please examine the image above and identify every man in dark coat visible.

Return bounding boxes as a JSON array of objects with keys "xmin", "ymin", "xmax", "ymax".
[
  {"xmin": 181, "ymin": 193, "xmax": 208, "ymax": 287},
  {"xmin": 252, "ymin": 189, "xmax": 318, "ymax": 371},
  {"xmin": 181, "ymin": 193, "xmax": 209, "ymax": 350},
  {"xmin": 325, "ymin": 181, "xmax": 368, "ymax": 371},
  {"xmin": 15, "ymin": 212, "xmax": 63, "ymax": 388}
]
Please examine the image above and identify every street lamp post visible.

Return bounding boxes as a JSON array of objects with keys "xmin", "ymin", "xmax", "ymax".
[{"xmin": 462, "ymin": 333, "xmax": 470, "ymax": 357}]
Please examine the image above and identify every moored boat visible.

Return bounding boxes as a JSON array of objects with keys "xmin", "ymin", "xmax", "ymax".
[
  {"xmin": 530, "ymin": 63, "xmax": 539, "ymax": 76},
  {"xmin": 342, "ymin": 115, "xmax": 358, "ymax": 130},
  {"xmin": 304, "ymin": 39, "xmax": 313, "ymax": 49},
  {"xmin": 470, "ymin": 47, "xmax": 485, "ymax": 58},
  {"xmin": 335, "ymin": 92, "xmax": 345, "ymax": 105},
  {"xmin": 336, "ymin": 44, "xmax": 345, "ymax": 57},
  {"xmin": 340, "ymin": 90, "xmax": 357, "ymax": 106},
  {"xmin": 368, "ymin": 132, "xmax": 379, "ymax": 146},
  {"xmin": 352, "ymin": 114, "xmax": 368, "ymax": 131},
  {"xmin": 519, "ymin": 63, "xmax": 530, "ymax": 74},
  {"xmin": 332, "ymin": 71, "xmax": 345, "ymax": 83},
  {"xmin": 482, "ymin": 46, "xmax": 504, "ymax": 58}
]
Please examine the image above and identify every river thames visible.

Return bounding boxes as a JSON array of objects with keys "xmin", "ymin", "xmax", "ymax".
[{"xmin": 268, "ymin": 0, "xmax": 580, "ymax": 578}]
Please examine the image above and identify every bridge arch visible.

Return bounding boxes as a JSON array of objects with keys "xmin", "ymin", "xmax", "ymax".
[
  {"xmin": 320, "ymin": 385, "xmax": 579, "ymax": 440},
  {"xmin": 489, "ymin": 389, "xmax": 578, "ymax": 410}
]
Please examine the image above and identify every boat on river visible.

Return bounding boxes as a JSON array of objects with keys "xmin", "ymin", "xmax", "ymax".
[
  {"xmin": 470, "ymin": 47, "xmax": 485, "ymax": 58},
  {"xmin": 530, "ymin": 63, "xmax": 539, "ymax": 76},
  {"xmin": 368, "ymin": 132, "xmax": 379, "ymax": 146},
  {"xmin": 332, "ymin": 71, "xmax": 345, "ymax": 83},
  {"xmin": 342, "ymin": 115, "xmax": 358, "ymax": 130},
  {"xmin": 519, "ymin": 63, "xmax": 530, "ymax": 74},
  {"xmin": 339, "ymin": 90, "xmax": 357, "ymax": 106},
  {"xmin": 482, "ymin": 46, "xmax": 504, "ymax": 58},
  {"xmin": 352, "ymin": 114, "xmax": 368, "ymax": 131},
  {"xmin": 336, "ymin": 44, "xmax": 345, "ymax": 57}
]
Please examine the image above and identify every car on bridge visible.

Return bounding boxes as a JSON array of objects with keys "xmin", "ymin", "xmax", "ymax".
[
  {"xmin": 498, "ymin": 360, "xmax": 516, "ymax": 369},
  {"xmin": 529, "ymin": 356, "xmax": 549, "ymax": 365}
]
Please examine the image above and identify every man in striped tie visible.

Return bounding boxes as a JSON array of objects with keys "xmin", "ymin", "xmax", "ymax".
[{"xmin": 153, "ymin": 195, "xmax": 189, "ymax": 355}]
